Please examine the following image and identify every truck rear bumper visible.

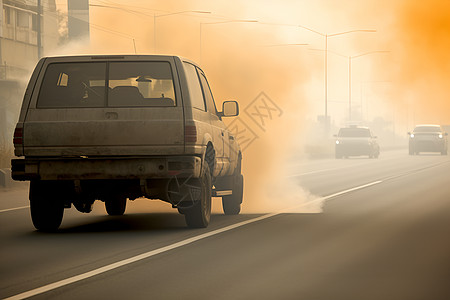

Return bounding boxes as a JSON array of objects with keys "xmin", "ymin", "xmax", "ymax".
[{"xmin": 11, "ymin": 156, "xmax": 202, "ymax": 181}]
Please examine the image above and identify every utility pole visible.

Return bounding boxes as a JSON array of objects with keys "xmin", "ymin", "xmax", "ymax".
[
  {"xmin": 299, "ymin": 26, "xmax": 376, "ymax": 133},
  {"xmin": 37, "ymin": 0, "xmax": 42, "ymax": 58},
  {"xmin": 348, "ymin": 56, "xmax": 352, "ymax": 120}
]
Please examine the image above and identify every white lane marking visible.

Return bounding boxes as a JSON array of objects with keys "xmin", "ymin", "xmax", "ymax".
[
  {"xmin": 277, "ymin": 180, "xmax": 383, "ymax": 213},
  {"xmin": 0, "ymin": 206, "xmax": 29, "ymax": 213},
  {"xmin": 321, "ymin": 180, "xmax": 382, "ymax": 201},
  {"xmin": 4, "ymin": 180, "xmax": 383, "ymax": 300}
]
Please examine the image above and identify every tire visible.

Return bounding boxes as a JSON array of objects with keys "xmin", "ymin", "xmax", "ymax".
[
  {"xmin": 222, "ymin": 156, "xmax": 243, "ymax": 215},
  {"xmin": 222, "ymin": 174, "xmax": 243, "ymax": 215},
  {"xmin": 105, "ymin": 194, "xmax": 127, "ymax": 216},
  {"xmin": 29, "ymin": 181, "xmax": 64, "ymax": 232},
  {"xmin": 442, "ymin": 149, "xmax": 448, "ymax": 155},
  {"xmin": 335, "ymin": 153, "xmax": 342, "ymax": 159},
  {"xmin": 374, "ymin": 149, "xmax": 380, "ymax": 159},
  {"xmin": 184, "ymin": 163, "xmax": 212, "ymax": 228}
]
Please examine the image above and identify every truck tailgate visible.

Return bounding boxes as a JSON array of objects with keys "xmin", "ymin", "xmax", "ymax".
[{"xmin": 23, "ymin": 107, "xmax": 185, "ymax": 156}]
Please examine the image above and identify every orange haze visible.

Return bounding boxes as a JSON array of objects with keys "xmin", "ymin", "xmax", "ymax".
[{"xmin": 390, "ymin": 0, "xmax": 450, "ymax": 125}]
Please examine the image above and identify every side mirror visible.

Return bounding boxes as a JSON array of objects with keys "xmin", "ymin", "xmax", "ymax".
[{"xmin": 220, "ymin": 101, "xmax": 239, "ymax": 117}]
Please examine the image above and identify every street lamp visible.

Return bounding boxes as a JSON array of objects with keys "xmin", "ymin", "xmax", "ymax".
[
  {"xmin": 200, "ymin": 20, "xmax": 258, "ymax": 62},
  {"xmin": 154, "ymin": 10, "xmax": 211, "ymax": 52},
  {"xmin": 298, "ymin": 26, "xmax": 376, "ymax": 131},
  {"xmin": 348, "ymin": 51, "xmax": 390, "ymax": 120}
]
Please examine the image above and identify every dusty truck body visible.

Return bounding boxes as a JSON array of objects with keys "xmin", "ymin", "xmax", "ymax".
[{"xmin": 12, "ymin": 55, "xmax": 243, "ymax": 230}]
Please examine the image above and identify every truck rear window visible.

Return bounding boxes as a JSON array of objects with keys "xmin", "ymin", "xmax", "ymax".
[{"xmin": 37, "ymin": 62, "xmax": 176, "ymax": 108}]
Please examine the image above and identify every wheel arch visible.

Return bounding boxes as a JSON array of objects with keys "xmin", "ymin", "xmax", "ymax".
[{"xmin": 203, "ymin": 141, "xmax": 216, "ymax": 177}]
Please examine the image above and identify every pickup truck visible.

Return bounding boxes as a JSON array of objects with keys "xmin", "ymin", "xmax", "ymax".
[{"xmin": 11, "ymin": 55, "xmax": 243, "ymax": 231}]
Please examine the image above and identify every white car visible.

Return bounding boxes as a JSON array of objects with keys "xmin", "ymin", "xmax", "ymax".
[
  {"xmin": 334, "ymin": 126, "xmax": 380, "ymax": 159},
  {"xmin": 408, "ymin": 124, "xmax": 448, "ymax": 155}
]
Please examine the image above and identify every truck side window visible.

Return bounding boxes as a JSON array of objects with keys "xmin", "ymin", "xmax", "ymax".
[
  {"xmin": 183, "ymin": 62, "xmax": 206, "ymax": 111},
  {"xmin": 198, "ymin": 71, "xmax": 218, "ymax": 116}
]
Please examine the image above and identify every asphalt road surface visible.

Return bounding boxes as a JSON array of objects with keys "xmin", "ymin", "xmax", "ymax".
[{"xmin": 1, "ymin": 149, "xmax": 450, "ymax": 300}]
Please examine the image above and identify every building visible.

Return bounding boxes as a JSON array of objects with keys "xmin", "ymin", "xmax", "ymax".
[
  {"xmin": 68, "ymin": 0, "xmax": 89, "ymax": 40},
  {"xmin": 0, "ymin": 0, "xmax": 58, "ymax": 168}
]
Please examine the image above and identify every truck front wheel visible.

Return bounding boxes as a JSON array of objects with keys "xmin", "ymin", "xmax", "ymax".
[
  {"xmin": 105, "ymin": 194, "xmax": 127, "ymax": 216},
  {"xmin": 222, "ymin": 157, "xmax": 243, "ymax": 215},
  {"xmin": 30, "ymin": 181, "xmax": 64, "ymax": 232},
  {"xmin": 184, "ymin": 163, "xmax": 212, "ymax": 228},
  {"xmin": 222, "ymin": 174, "xmax": 243, "ymax": 215}
]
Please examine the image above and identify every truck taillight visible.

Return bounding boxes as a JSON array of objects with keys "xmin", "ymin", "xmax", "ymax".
[
  {"xmin": 185, "ymin": 125, "xmax": 197, "ymax": 143},
  {"xmin": 13, "ymin": 127, "xmax": 23, "ymax": 145}
]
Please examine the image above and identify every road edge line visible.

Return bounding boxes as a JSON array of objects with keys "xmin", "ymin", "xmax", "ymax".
[{"xmin": 0, "ymin": 206, "xmax": 29, "ymax": 213}]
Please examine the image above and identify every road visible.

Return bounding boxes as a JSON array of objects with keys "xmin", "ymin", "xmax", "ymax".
[{"xmin": 1, "ymin": 149, "xmax": 450, "ymax": 300}]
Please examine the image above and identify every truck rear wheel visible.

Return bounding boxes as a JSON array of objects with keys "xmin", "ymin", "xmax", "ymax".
[
  {"xmin": 184, "ymin": 163, "xmax": 212, "ymax": 228},
  {"xmin": 222, "ymin": 174, "xmax": 243, "ymax": 215},
  {"xmin": 105, "ymin": 195, "xmax": 127, "ymax": 216},
  {"xmin": 30, "ymin": 181, "xmax": 64, "ymax": 232}
]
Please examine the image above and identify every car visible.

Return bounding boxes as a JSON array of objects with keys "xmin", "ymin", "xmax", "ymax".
[
  {"xmin": 408, "ymin": 124, "xmax": 448, "ymax": 155},
  {"xmin": 334, "ymin": 126, "xmax": 380, "ymax": 159},
  {"xmin": 11, "ymin": 55, "xmax": 243, "ymax": 231}
]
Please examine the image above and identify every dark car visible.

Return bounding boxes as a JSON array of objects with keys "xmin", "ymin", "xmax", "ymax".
[
  {"xmin": 334, "ymin": 126, "xmax": 380, "ymax": 159},
  {"xmin": 408, "ymin": 124, "xmax": 448, "ymax": 155}
]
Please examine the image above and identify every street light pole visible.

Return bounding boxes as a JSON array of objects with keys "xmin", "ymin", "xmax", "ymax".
[
  {"xmin": 299, "ymin": 26, "xmax": 376, "ymax": 132},
  {"xmin": 349, "ymin": 55, "xmax": 352, "ymax": 120},
  {"xmin": 154, "ymin": 10, "xmax": 211, "ymax": 53},
  {"xmin": 325, "ymin": 34, "xmax": 328, "ymax": 123},
  {"xmin": 200, "ymin": 20, "xmax": 258, "ymax": 63},
  {"xmin": 37, "ymin": 0, "xmax": 42, "ymax": 58}
]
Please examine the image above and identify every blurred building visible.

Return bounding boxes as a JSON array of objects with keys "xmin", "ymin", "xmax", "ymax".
[
  {"xmin": 68, "ymin": 0, "xmax": 89, "ymax": 40},
  {"xmin": 0, "ymin": 0, "xmax": 58, "ymax": 78},
  {"xmin": 0, "ymin": 0, "xmax": 58, "ymax": 168}
]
